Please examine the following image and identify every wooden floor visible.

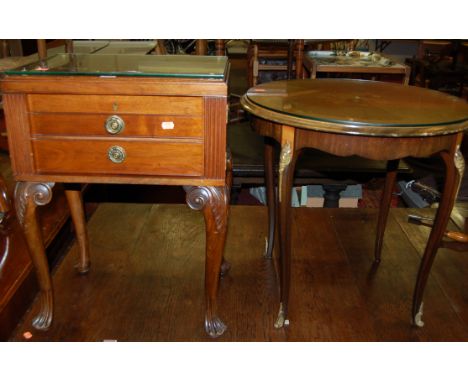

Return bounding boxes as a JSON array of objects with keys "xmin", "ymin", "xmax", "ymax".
[{"xmin": 9, "ymin": 203, "xmax": 468, "ymax": 341}]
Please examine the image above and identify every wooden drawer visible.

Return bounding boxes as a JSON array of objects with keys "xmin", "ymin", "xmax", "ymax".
[
  {"xmin": 32, "ymin": 138, "xmax": 204, "ymax": 177},
  {"xmin": 30, "ymin": 114, "xmax": 203, "ymax": 138},
  {"xmin": 27, "ymin": 94, "xmax": 203, "ymax": 115}
]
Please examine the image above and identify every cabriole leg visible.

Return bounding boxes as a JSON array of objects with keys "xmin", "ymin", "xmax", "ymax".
[
  {"xmin": 185, "ymin": 182, "xmax": 230, "ymax": 338},
  {"xmin": 264, "ymin": 137, "xmax": 276, "ymax": 259},
  {"xmin": 14, "ymin": 182, "xmax": 55, "ymax": 330},
  {"xmin": 275, "ymin": 133, "xmax": 300, "ymax": 329},
  {"xmin": 412, "ymin": 147, "xmax": 461, "ymax": 327}
]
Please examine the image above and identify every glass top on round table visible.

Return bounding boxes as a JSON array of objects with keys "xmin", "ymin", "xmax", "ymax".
[{"xmin": 241, "ymin": 79, "xmax": 468, "ymax": 137}]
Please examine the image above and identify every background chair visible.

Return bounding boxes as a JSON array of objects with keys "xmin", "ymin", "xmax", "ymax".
[{"xmin": 232, "ymin": 39, "xmax": 411, "ymax": 207}]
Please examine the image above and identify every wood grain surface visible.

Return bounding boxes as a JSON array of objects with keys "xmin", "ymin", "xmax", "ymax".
[
  {"xmin": 28, "ymin": 94, "xmax": 203, "ymax": 115},
  {"xmin": 30, "ymin": 114, "xmax": 204, "ymax": 138},
  {"xmin": 10, "ymin": 205, "xmax": 468, "ymax": 341},
  {"xmin": 32, "ymin": 139, "xmax": 204, "ymax": 176}
]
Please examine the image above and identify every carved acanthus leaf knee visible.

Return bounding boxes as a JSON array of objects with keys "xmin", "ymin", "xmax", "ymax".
[
  {"xmin": 14, "ymin": 182, "xmax": 55, "ymax": 226},
  {"xmin": 184, "ymin": 186, "xmax": 227, "ymax": 233}
]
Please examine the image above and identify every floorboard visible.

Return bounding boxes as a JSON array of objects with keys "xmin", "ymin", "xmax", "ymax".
[{"xmin": 9, "ymin": 204, "xmax": 468, "ymax": 341}]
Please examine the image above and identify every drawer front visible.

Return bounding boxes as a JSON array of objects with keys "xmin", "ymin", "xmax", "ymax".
[
  {"xmin": 32, "ymin": 139, "xmax": 204, "ymax": 177},
  {"xmin": 28, "ymin": 94, "xmax": 203, "ymax": 115},
  {"xmin": 30, "ymin": 114, "xmax": 203, "ymax": 138}
]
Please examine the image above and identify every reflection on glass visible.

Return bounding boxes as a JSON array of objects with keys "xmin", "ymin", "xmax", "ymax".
[
  {"xmin": 3, "ymin": 53, "xmax": 228, "ymax": 79},
  {"xmin": 246, "ymin": 79, "xmax": 468, "ymax": 127}
]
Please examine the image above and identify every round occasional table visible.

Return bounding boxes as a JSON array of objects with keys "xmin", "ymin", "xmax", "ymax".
[{"xmin": 241, "ymin": 78, "xmax": 468, "ymax": 329}]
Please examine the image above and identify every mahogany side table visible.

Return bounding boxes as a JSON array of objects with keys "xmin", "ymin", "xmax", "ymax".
[
  {"xmin": 241, "ymin": 78, "xmax": 468, "ymax": 329},
  {"xmin": 1, "ymin": 53, "xmax": 230, "ymax": 338}
]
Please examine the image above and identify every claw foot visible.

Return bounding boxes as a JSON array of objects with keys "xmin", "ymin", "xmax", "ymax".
[
  {"xmin": 414, "ymin": 302, "xmax": 425, "ymax": 328},
  {"xmin": 274, "ymin": 303, "xmax": 289, "ymax": 329},
  {"xmin": 32, "ymin": 291, "xmax": 53, "ymax": 330},
  {"xmin": 205, "ymin": 315, "xmax": 227, "ymax": 338}
]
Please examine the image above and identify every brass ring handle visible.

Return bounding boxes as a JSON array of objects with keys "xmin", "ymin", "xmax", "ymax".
[
  {"xmin": 105, "ymin": 115, "xmax": 125, "ymax": 135},
  {"xmin": 108, "ymin": 146, "xmax": 126, "ymax": 164}
]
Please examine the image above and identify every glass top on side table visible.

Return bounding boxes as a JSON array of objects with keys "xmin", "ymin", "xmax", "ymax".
[{"xmin": 2, "ymin": 53, "xmax": 228, "ymax": 79}]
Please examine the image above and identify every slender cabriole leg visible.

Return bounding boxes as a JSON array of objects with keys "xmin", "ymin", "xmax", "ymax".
[
  {"xmin": 374, "ymin": 159, "xmax": 399, "ymax": 264},
  {"xmin": 14, "ymin": 182, "xmax": 55, "ymax": 330},
  {"xmin": 275, "ymin": 133, "xmax": 299, "ymax": 329},
  {"xmin": 412, "ymin": 148, "xmax": 461, "ymax": 327},
  {"xmin": 185, "ymin": 182, "xmax": 230, "ymax": 338},
  {"xmin": 264, "ymin": 137, "xmax": 276, "ymax": 259},
  {"xmin": 65, "ymin": 187, "xmax": 91, "ymax": 274}
]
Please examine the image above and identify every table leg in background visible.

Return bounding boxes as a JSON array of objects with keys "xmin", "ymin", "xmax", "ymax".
[
  {"xmin": 64, "ymin": 185, "xmax": 91, "ymax": 274},
  {"xmin": 374, "ymin": 159, "xmax": 399, "ymax": 263}
]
